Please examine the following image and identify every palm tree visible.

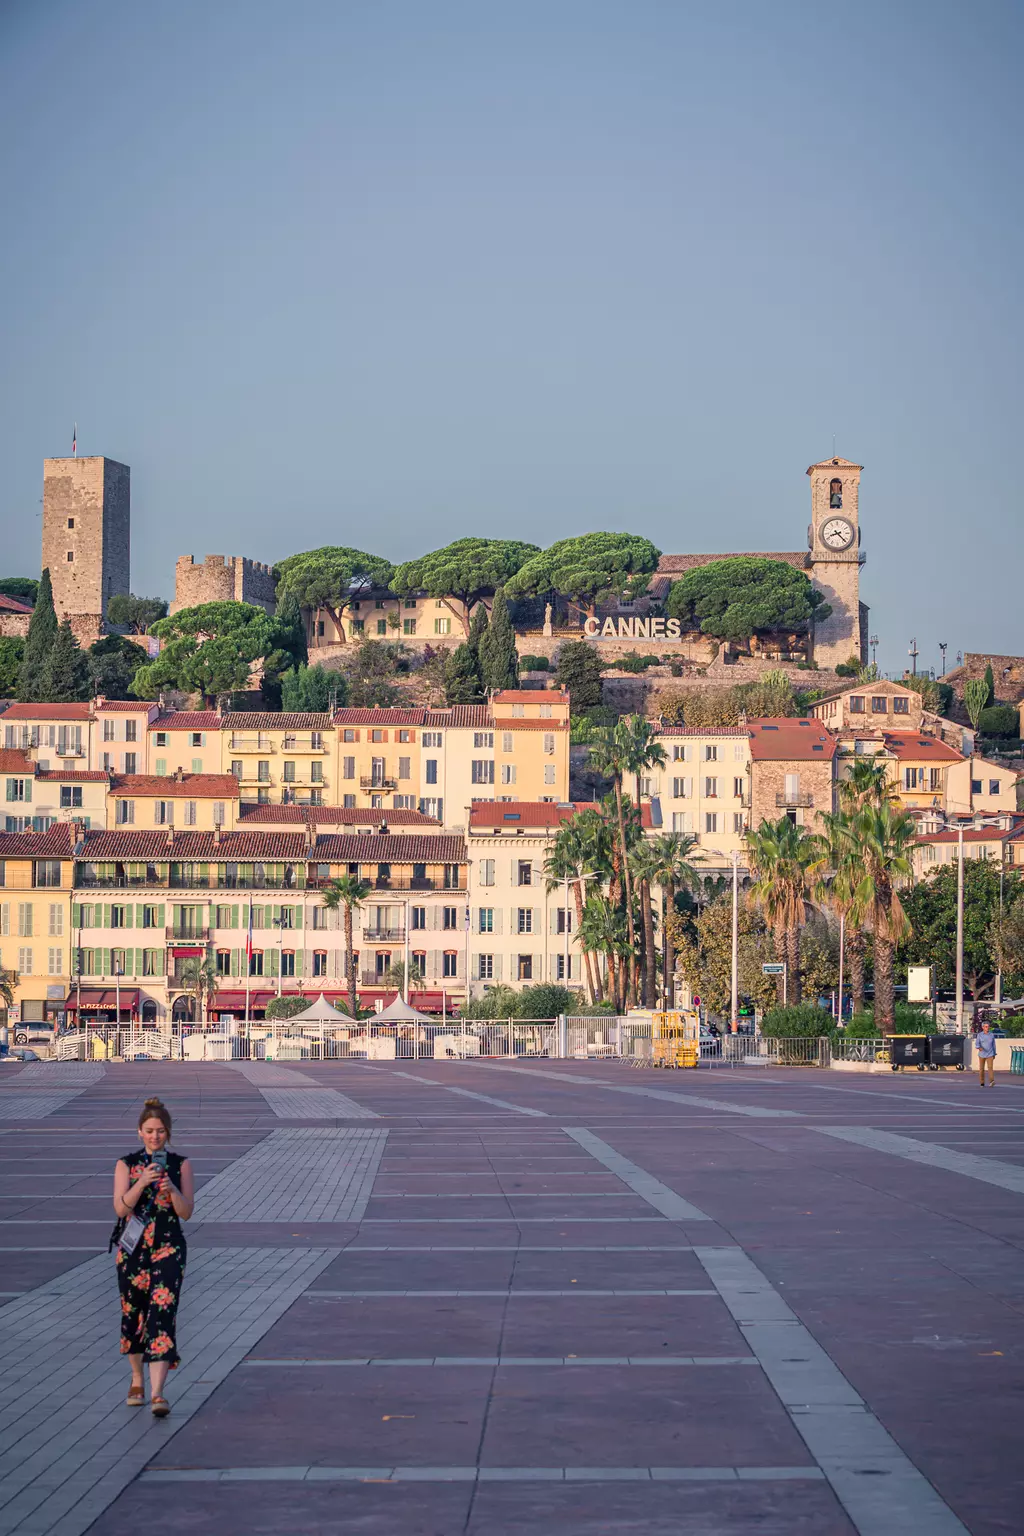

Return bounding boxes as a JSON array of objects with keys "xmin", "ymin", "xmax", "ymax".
[
  {"xmin": 848, "ymin": 800, "xmax": 915, "ymax": 1033},
  {"xmin": 744, "ymin": 815, "xmax": 816, "ymax": 1004},
  {"xmin": 808, "ymin": 809, "xmax": 860, "ymax": 1014},
  {"xmin": 588, "ymin": 727, "xmax": 637, "ymax": 996},
  {"xmin": 544, "ymin": 820, "xmax": 600, "ymax": 1004},
  {"xmin": 579, "ymin": 894, "xmax": 629, "ymax": 1011},
  {"xmin": 177, "ymin": 956, "xmax": 218, "ymax": 1025},
  {"xmin": 628, "ymin": 840, "xmax": 660, "ymax": 1007},
  {"xmin": 826, "ymin": 755, "xmax": 895, "ymax": 1012},
  {"xmin": 647, "ymin": 833, "xmax": 702, "ymax": 1007},
  {"xmin": 321, "ymin": 873, "xmax": 371, "ymax": 1019},
  {"xmin": 839, "ymin": 754, "xmax": 893, "ymax": 811}
]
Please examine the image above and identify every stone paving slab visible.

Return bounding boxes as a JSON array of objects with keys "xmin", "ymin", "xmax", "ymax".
[
  {"xmin": 0, "ymin": 1094, "xmax": 90, "ymax": 1122},
  {"xmin": 193, "ymin": 1127, "xmax": 387, "ymax": 1223},
  {"xmin": 256, "ymin": 1087, "xmax": 379, "ymax": 1120}
]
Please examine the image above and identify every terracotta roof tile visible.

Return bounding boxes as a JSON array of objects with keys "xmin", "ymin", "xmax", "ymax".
[
  {"xmin": 427, "ymin": 705, "xmax": 493, "ymax": 728},
  {"xmin": 333, "ymin": 708, "xmax": 428, "ymax": 726},
  {"xmin": 0, "ymin": 749, "xmax": 35, "ymax": 772},
  {"xmin": 220, "ymin": 712, "xmax": 332, "ymax": 729},
  {"xmin": 0, "ymin": 824, "xmax": 75, "ymax": 857},
  {"xmin": 80, "ymin": 830, "xmax": 308, "ymax": 859},
  {"xmin": 312, "ymin": 833, "xmax": 466, "ymax": 863},
  {"xmin": 493, "ymin": 690, "xmax": 569, "ymax": 703},
  {"xmin": 1, "ymin": 703, "xmax": 91, "ymax": 720},
  {"xmin": 880, "ymin": 733, "xmax": 963, "ymax": 763},
  {"xmin": 238, "ymin": 805, "xmax": 440, "ymax": 827},
  {"xmin": 0, "ymin": 594, "xmax": 33, "ymax": 613},
  {"xmin": 109, "ymin": 773, "xmax": 239, "ymax": 797},
  {"xmin": 656, "ymin": 726, "xmax": 751, "ymax": 737},
  {"xmin": 153, "ymin": 712, "xmax": 223, "ymax": 731},
  {"xmin": 36, "ymin": 769, "xmax": 108, "ymax": 782},
  {"xmin": 747, "ymin": 718, "xmax": 837, "ymax": 761},
  {"xmin": 95, "ymin": 700, "xmax": 156, "ymax": 712}
]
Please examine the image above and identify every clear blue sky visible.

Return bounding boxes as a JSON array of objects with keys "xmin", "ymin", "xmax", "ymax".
[{"xmin": 1, "ymin": 0, "xmax": 1020, "ymax": 675}]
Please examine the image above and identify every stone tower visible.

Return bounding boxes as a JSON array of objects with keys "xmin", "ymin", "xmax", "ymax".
[
  {"xmin": 806, "ymin": 456, "xmax": 864, "ymax": 668},
  {"xmin": 42, "ymin": 457, "xmax": 130, "ymax": 633}
]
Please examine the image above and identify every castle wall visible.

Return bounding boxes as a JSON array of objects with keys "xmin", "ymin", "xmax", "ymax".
[
  {"xmin": 171, "ymin": 556, "xmax": 276, "ymax": 616},
  {"xmin": 42, "ymin": 457, "xmax": 130, "ymax": 622}
]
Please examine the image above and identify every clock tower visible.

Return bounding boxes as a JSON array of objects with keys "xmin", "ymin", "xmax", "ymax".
[{"xmin": 806, "ymin": 456, "xmax": 864, "ymax": 669}]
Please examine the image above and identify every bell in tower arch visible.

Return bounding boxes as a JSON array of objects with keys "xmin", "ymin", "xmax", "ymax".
[{"xmin": 829, "ymin": 478, "xmax": 843, "ymax": 509}]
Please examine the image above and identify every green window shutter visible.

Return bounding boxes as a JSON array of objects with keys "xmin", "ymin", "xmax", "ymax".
[
  {"xmin": 72, "ymin": 904, "xmax": 81, "ymax": 928},
  {"xmin": 263, "ymin": 905, "xmax": 273, "ymax": 927},
  {"xmin": 293, "ymin": 905, "xmax": 303, "ymax": 929},
  {"xmin": 232, "ymin": 905, "xmax": 240, "ymax": 928},
  {"xmin": 102, "ymin": 948, "xmax": 112, "ymax": 975},
  {"xmin": 135, "ymin": 904, "xmax": 144, "ymax": 927},
  {"xmin": 25, "ymin": 779, "xmax": 31, "ymax": 803},
  {"xmin": 156, "ymin": 949, "xmax": 166, "ymax": 977},
  {"xmin": 134, "ymin": 948, "xmax": 144, "ymax": 976},
  {"xmin": 124, "ymin": 905, "xmax": 134, "ymax": 929},
  {"xmin": 231, "ymin": 948, "xmax": 241, "ymax": 976},
  {"xmin": 157, "ymin": 904, "xmax": 165, "ymax": 926},
  {"xmin": 268, "ymin": 949, "xmax": 279, "ymax": 977},
  {"xmin": 273, "ymin": 904, "xmax": 282, "ymax": 923}
]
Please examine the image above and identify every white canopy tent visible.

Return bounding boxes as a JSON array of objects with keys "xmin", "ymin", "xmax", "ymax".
[
  {"xmin": 281, "ymin": 994, "xmax": 353, "ymax": 1023},
  {"xmin": 373, "ymin": 995, "xmax": 435, "ymax": 1024}
]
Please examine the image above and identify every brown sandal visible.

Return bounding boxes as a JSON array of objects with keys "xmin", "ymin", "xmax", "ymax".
[
  {"xmin": 151, "ymin": 1396, "xmax": 170, "ymax": 1417},
  {"xmin": 126, "ymin": 1385, "xmax": 145, "ymax": 1408}
]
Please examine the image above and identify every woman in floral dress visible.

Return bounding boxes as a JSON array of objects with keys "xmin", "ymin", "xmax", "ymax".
[{"xmin": 112, "ymin": 1097, "xmax": 194, "ymax": 1416}]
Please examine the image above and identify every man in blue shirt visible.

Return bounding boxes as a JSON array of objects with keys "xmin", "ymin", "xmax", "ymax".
[{"xmin": 976, "ymin": 1019, "xmax": 997, "ymax": 1087}]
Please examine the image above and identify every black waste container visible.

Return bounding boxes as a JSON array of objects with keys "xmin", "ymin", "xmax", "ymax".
[
  {"xmin": 890, "ymin": 1035, "xmax": 927, "ymax": 1071},
  {"xmin": 926, "ymin": 1034, "xmax": 966, "ymax": 1071}
]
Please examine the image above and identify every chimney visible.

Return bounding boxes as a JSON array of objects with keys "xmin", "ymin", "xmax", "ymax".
[
  {"xmin": 304, "ymin": 817, "xmax": 316, "ymax": 851},
  {"xmin": 213, "ymin": 823, "xmax": 222, "ymax": 845},
  {"xmin": 70, "ymin": 818, "xmax": 85, "ymax": 849},
  {"xmin": 378, "ymin": 820, "xmax": 390, "ymax": 836},
  {"xmin": 167, "ymin": 826, "xmax": 174, "ymax": 848},
  {"xmin": 175, "ymin": 765, "xmax": 186, "ymax": 783}
]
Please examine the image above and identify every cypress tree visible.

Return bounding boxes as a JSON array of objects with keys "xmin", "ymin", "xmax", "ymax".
[
  {"xmin": 478, "ymin": 587, "xmax": 519, "ymax": 692},
  {"xmin": 17, "ymin": 567, "xmax": 58, "ymax": 701},
  {"xmin": 443, "ymin": 643, "xmax": 483, "ymax": 704},
  {"xmin": 984, "ymin": 663, "xmax": 996, "ymax": 707},
  {"xmin": 467, "ymin": 600, "xmax": 489, "ymax": 662},
  {"xmin": 40, "ymin": 619, "xmax": 91, "ymax": 703}
]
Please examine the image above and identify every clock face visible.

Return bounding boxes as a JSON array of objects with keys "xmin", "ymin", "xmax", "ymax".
[{"xmin": 820, "ymin": 517, "xmax": 854, "ymax": 551}]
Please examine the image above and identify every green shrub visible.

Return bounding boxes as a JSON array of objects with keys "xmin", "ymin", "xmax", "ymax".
[
  {"xmin": 890, "ymin": 1003, "xmax": 932, "ymax": 1034},
  {"xmin": 264, "ymin": 995, "xmax": 314, "ymax": 1020},
  {"xmin": 613, "ymin": 651, "xmax": 663, "ymax": 673},
  {"xmin": 844, "ymin": 1012, "xmax": 883, "ymax": 1037},
  {"xmin": 978, "ymin": 705, "xmax": 1019, "ymax": 737},
  {"xmin": 759, "ymin": 1003, "xmax": 834, "ymax": 1038},
  {"xmin": 517, "ymin": 983, "xmax": 585, "ymax": 1018},
  {"xmin": 520, "ymin": 654, "xmax": 550, "ymax": 672},
  {"xmin": 997, "ymin": 1016, "xmax": 1024, "ymax": 1037}
]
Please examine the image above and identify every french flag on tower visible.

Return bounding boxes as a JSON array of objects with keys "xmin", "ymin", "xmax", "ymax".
[{"xmin": 72, "ymin": 423, "xmax": 77, "ymax": 458}]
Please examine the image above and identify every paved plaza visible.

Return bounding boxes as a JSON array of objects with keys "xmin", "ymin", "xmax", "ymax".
[{"xmin": 2, "ymin": 1059, "xmax": 1024, "ymax": 1534}]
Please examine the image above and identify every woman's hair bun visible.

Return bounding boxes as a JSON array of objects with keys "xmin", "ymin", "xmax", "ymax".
[{"xmin": 144, "ymin": 1097, "xmax": 164, "ymax": 1109}]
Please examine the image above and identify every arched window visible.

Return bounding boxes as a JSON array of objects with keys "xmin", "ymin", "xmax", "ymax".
[{"xmin": 829, "ymin": 478, "xmax": 843, "ymax": 509}]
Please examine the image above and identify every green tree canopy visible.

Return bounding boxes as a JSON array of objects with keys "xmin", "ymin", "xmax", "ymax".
[
  {"xmin": 264, "ymin": 995, "xmax": 314, "ymax": 1020},
  {"xmin": 88, "ymin": 635, "xmax": 147, "ymax": 700},
  {"xmin": 131, "ymin": 601, "xmax": 302, "ymax": 705},
  {"xmin": 17, "ymin": 568, "xmax": 58, "ymax": 702},
  {"xmin": 274, "ymin": 547, "xmax": 395, "ymax": 631},
  {"xmin": 900, "ymin": 859, "xmax": 1017, "ymax": 999},
  {"xmin": 978, "ymin": 705, "xmax": 1019, "ymax": 737},
  {"xmin": 105, "ymin": 594, "xmax": 169, "ymax": 634},
  {"xmin": 478, "ymin": 587, "xmax": 519, "ymax": 691},
  {"xmin": 392, "ymin": 539, "xmax": 540, "ymax": 634},
  {"xmin": 666, "ymin": 557, "xmax": 831, "ymax": 643},
  {"xmin": 0, "ymin": 637, "xmax": 24, "ymax": 696},
  {"xmin": 345, "ymin": 640, "xmax": 408, "ymax": 708},
  {"xmin": 443, "ymin": 642, "xmax": 484, "ymax": 704},
  {"xmin": 281, "ymin": 663, "xmax": 348, "ymax": 712},
  {"xmin": 41, "ymin": 619, "xmax": 91, "ymax": 703},
  {"xmin": 506, "ymin": 533, "xmax": 661, "ymax": 614},
  {"xmin": 554, "ymin": 640, "xmax": 604, "ymax": 713},
  {"xmin": 0, "ymin": 578, "xmax": 38, "ymax": 605}
]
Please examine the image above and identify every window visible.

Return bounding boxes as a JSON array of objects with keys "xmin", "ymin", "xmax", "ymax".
[
  {"xmin": 103, "ymin": 719, "xmax": 116, "ymax": 742},
  {"xmin": 312, "ymin": 950, "xmax": 328, "ymax": 976},
  {"xmin": 893, "ymin": 697, "xmax": 909, "ymax": 715},
  {"xmin": 154, "ymin": 801, "xmax": 173, "ymax": 825},
  {"xmin": 871, "ymin": 697, "xmax": 887, "ymax": 714},
  {"xmin": 673, "ymin": 777, "xmax": 692, "ymax": 799},
  {"xmin": 704, "ymin": 745, "xmax": 718, "ymax": 762},
  {"xmin": 182, "ymin": 801, "xmax": 197, "ymax": 826},
  {"xmin": 403, "ymin": 619, "xmax": 416, "ymax": 635},
  {"xmin": 141, "ymin": 949, "xmax": 160, "ymax": 976},
  {"xmin": 67, "ymin": 516, "xmax": 74, "ymax": 528},
  {"xmin": 18, "ymin": 947, "xmax": 33, "ymax": 973},
  {"xmin": 672, "ymin": 744, "xmax": 693, "ymax": 762},
  {"xmin": 394, "ymin": 795, "xmax": 415, "ymax": 808},
  {"xmin": 479, "ymin": 859, "xmax": 495, "ymax": 887},
  {"xmin": 555, "ymin": 953, "xmax": 570, "ymax": 980},
  {"xmin": 343, "ymin": 756, "xmax": 355, "ymax": 779},
  {"xmin": 435, "ymin": 949, "xmax": 456, "ymax": 980},
  {"xmin": 472, "ymin": 761, "xmax": 495, "ymax": 784},
  {"xmin": 411, "ymin": 951, "xmax": 426, "ymax": 978},
  {"xmin": 155, "ymin": 732, "xmax": 168, "ymax": 748},
  {"xmin": 705, "ymin": 812, "xmax": 719, "ymax": 833},
  {"xmin": 425, "ymin": 760, "xmax": 438, "ymax": 785},
  {"xmin": 904, "ymin": 768, "xmax": 919, "ymax": 790},
  {"xmin": 343, "ymin": 794, "xmax": 356, "ymax": 808},
  {"xmin": 478, "ymin": 954, "xmax": 494, "ymax": 980},
  {"xmin": 16, "ymin": 903, "xmax": 32, "ymax": 937},
  {"xmin": 733, "ymin": 812, "xmax": 745, "ymax": 833},
  {"xmin": 704, "ymin": 776, "xmax": 719, "ymax": 798},
  {"xmin": 375, "ymin": 619, "xmax": 387, "ymax": 635},
  {"xmin": 849, "ymin": 697, "xmax": 864, "ymax": 713},
  {"xmin": 48, "ymin": 903, "xmax": 63, "ymax": 937},
  {"xmin": 478, "ymin": 907, "xmax": 493, "ymax": 933},
  {"xmin": 829, "ymin": 477, "xmax": 843, "ymax": 508},
  {"xmin": 971, "ymin": 779, "xmax": 982, "ymax": 794},
  {"xmin": 371, "ymin": 729, "xmax": 385, "ymax": 743},
  {"xmin": 734, "ymin": 743, "xmax": 745, "ymax": 761},
  {"xmin": 990, "ymin": 780, "xmax": 1001, "ymax": 796},
  {"xmin": 517, "ymin": 861, "xmax": 532, "ymax": 886},
  {"xmin": 229, "ymin": 760, "xmax": 242, "ymax": 781},
  {"xmin": 398, "ymin": 757, "xmax": 410, "ymax": 781},
  {"xmin": 733, "ymin": 777, "xmax": 745, "ymax": 799},
  {"xmin": 518, "ymin": 954, "xmax": 533, "ymax": 981},
  {"xmin": 501, "ymin": 764, "xmax": 517, "ymax": 785},
  {"xmin": 517, "ymin": 908, "xmax": 533, "ymax": 934},
  {"xmin": 474, "ymin": 732, "xmax": 494, "ymax": 748},
  {"xmin": 34, "ymin": 861, "xmax": 61, "ymax": 888},
  {"xmin": 422, "ymin": 732, "xmax": 443, "ymax": 748},
  {"xmin": 60, "ymin": 786, "xmax": 83, "ymax": 809},
  {"xmin": 66, "ymin": 551, "xmax": 74, "ymax": 562},
  {"xmin": 258, "ymin": 761, "xmax": 271, "ymax": 783},
  {"xmin": 672, "ymin": 811, "xmax": 693, "ymax": 833},
  {"xmin": 512, "ymin": 703, "xmax": 525, "ymax": 717},
  {"xmin": 317, "ymin": 620, "xmax": 325, "ymax": 637},
  {"xmin": 350, "ymin": 619, "xmax": 365, "ymax": 634},
  {"xmin": 123, "ymin": 753, "xmax": 137, "ymax": 774},
  {"xmin": 442, "ymin": 907, "xmax": 458, "ymax": 930},
  {"xmin": 310, "ymin": 761, "xmax": 323, "ymax": 784},
  {"xmin": 411, "ymin": 906, "xmax": 426, "ymax": 930},
  {"xmin": 921, "ymin": 845, "xmax": 936, "ymax": 864},
  {"xmin": 540, "ymin": 703, "xmax": 552, "ymax": 718},
  {"xmin": 249, "ymin": 950, "xmax": 264, "ymax": 976},
  {"xmin": 110, "ymin": 905, "xmax": 127, "ymax": 928},
  {"xmin": 44, "ymin": 946, "xmax": 61, "ymax": 976},
  {"xmin": 544, "ymin": 765, "xmax": 556, "ymax": 785},
  {"xmin": 283, "ymin": 761, "xmax": 296, "ymax": 783},
  {"xmin": 502, "ymin": 733, "xmax": 513, "ymax": 753},
  {"xmin": 213, "ymin": 801, "xmax": 226, "ymax": 826},
  {"xmin": 375, "ymin": 599, "xmax": 385, "ymax": 609},
  {"xmin": 404, "ymin": 599, "xmax": 417, "ymax": 609},
  {"xmin": 434, "ymin": 617, "xmax": 451, "ymax": 635},
  {"xmin": 929, "ymin": 768, "xmax": 942, "ymax": 792},
  {"xmin": 556, "ymin": 907, "xmax": 572, "ymax": 934},
  {"xmin": 5, "ymin": 779, "xmax": 29, "ymax": 803},
  {"xmin": 281, "ymin": 951, "xmax": 296, "ymax": 977}
]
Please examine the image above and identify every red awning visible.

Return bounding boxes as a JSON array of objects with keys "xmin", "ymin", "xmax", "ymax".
[
  {"xmin": 171, "ymin": 946, "xmax": 204, "ymax": 957},
  {"xmin": 66, "ymin": 989, "xmax": 141, "ymax": 1011},
  {"xmin": 210, "ymin": 991, "xmax": 277, "ymax": 1010}
]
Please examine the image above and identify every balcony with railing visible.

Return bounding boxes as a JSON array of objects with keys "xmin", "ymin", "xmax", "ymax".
[
  {"xmin": 282, "ymin": 735, "xmax": 327, "ymax": 753},
  {"xmin": 229, "ymin": 734, "xmax": 275, "ymax": 752},
  {"xmin": 776, "ymin": 792, "xmax": 815, "ymax": 808},
  {"xmin": 55, "ymin": 743, "xmax": 87, "ymax": 758},
  {"xmin": 167, "ymin": 926, "xmax": 211, "ymax": 943},
  {"xmin": 360, "ymin": 775, "xmax": 398, "ymax": 792},
  {"xmin": 360, "ymin": 926, "xmax": 406, "ymax": 943},
  {"xmin": 76, "ymin": 874, "xmax": 305, "ymax": 891}
]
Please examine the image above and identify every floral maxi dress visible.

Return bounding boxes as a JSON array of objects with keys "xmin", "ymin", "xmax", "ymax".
[{"xmin": 116, "ymin": 1149, "xmax": 188, "ymax": 1367}]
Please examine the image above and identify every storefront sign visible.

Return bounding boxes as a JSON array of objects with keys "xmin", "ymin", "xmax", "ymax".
[{"xmin": 583, "ymin": 616, "xmax": 683, "ymax": 640}]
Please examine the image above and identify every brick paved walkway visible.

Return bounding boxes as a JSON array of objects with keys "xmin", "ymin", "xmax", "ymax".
[{"xmin": 2, "ymin": 1057, "xmax": 1024, "ymax": 1534}]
